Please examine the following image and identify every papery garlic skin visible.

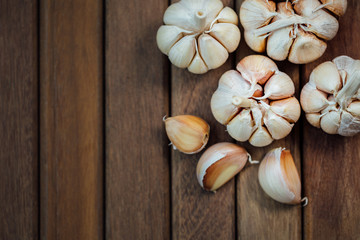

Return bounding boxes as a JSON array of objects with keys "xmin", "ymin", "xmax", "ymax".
[
  {"xmin": 196, "ymin": 142, "xmax": 249, "ymax": 191},
  {"xmin": 164, "ymin": 115, "xmax": 210, "ymax": 154},
  {"xmin": 301, "ymin": 56, "xmax": 360, "ymax": 136},
  {"xmin": 240, "ymin": 0, "xmax": 347, "ymax": 64},
  {"xmin": 157, "ymin": 0, "xmax": 241, "ymax": 74},
  {"xmin": 211, "ymin": 55, "xmax": 300, "ymax": 147},
  {"xmin": 258, "ymin": 147, "xmax": 302, "ymax": 205}
]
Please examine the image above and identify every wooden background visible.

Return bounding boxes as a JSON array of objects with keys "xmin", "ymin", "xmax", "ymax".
[{"xmin": 0, "ymin": 0, "xmax": 359, "ymax": 239}]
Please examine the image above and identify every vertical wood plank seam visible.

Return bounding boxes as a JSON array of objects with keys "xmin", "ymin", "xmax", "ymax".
[
  {"xmin": 102, "ymin": 0, "xmax": 107, "ymax": 239},
  {"xmin": 299, "ymin": 63, "xmax": 305, "ymax": 240},
  {"xmin": 37, "ymin": 0, "xmax": 41, "ymax": 237}
]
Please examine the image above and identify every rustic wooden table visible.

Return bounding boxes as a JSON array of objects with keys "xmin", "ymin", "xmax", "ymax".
[{"xmin": 1, "ymin": 0, "xmax": 359, "ymax": 239}]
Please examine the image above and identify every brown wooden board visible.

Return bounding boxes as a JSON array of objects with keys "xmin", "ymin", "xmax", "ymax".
[
  {"xmin": 40, "ymin": 0, "xmax": 104, "ymax": 239},
  {"xmin": 105, "ymin": 0, "xmax": 171, "ymax": 239},
  {"xmin": 302, "ymin": 1, "xmax": 360, "ymax": 239},
  {"xmin": 0, "ymin": 1, "xmax": 39, "ymax": 239},
  {"xmin": 170, "ymin": 1, "xmax": 237, "ymax": 239},
  {"xmin": 235, "ymin": 1, "xmax": 302, "ymax": 239}
]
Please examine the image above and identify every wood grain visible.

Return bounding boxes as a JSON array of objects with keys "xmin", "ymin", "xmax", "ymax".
[
  {"xmin": 40, "ymin": 0, "xmax": 103, "ymax": 239},
  {"xmin": 170, "ymin": 1, "xmax": 236, "ymax": 239},
  {"xmin": 105, "ymin": 0, "xmax": 171, "ymax": 239},
  {"xmin": 302, "ymin": 1, "xmax": 360, "ymax": 239},
  {"xmin": 235, "ymin": 1, "xmax": 302, "ymax": 239},
  {"xmin": 0, "ymin": 1, "xmax": 39, "ymax": 239}
]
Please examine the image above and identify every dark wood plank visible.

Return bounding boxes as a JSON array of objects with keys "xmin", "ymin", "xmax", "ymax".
[
  {"xmin": 302, "ymin": 1, "xmax": 360, "ymax": 239},
  {"xmin": 235, "ymin": 1, "xmax": 302, "ymax": 239},
  {"xmin": 170, "ymin": 1, "xmax": 236, "ymax": 239},
  {"xmin": 105, "ymin": 0, "xmax": 170, "ymax": 239},
  {"xmin": 40, "ymin": 0, "xmax": 103, "ymax": 239},
  {"xmin": 0, "ymin": 1, "xmax": 39, "ymax": 239}
]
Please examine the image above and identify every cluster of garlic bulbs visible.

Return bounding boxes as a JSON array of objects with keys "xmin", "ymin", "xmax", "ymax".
[
  {"xmin": 211, "ymin": 55, "xmax": 301, "ymax": 147},
  {"xmin": 156, "ymin": 0, "xmax": 240, "ymax": 74},
  {"xmin": 240, "ymin": 0, "xmax": 347, "ymax": 64},
  {"xmin": 301, "ymin": 56, "xmax": 360, "ymax": 136}
]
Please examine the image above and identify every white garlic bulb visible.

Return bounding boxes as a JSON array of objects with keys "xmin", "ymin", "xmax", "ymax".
[
  {"xmin": 258, "ymin": 147, "xmax": 304, "ymax": 205},
  {"xmin": 240, "ymin": 0, "xmax": 347, "ymax": 64},
  {"xmin": 301, "ymin": 56, "xmax": 360, "ymax": 136},
  {"xmin": 211, "ymin": 55, "xmax": 301, "ymax": 147},
  {"xmin": 156, "ymin": 0, "xmax": 241, "ymax": 74}
]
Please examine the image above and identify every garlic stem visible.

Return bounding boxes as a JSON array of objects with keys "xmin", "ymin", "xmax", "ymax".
[
  {"xmin": 312, "ymin": 2, "xmax": 332, "ymax": 13},
  {"xmin": 335, "ymin": 60, "xmax": 360, "ymax": 109},
  {"xmin": 232, "ymin": 96, "xmax": 252, "ymax": 108},
  {"xmin": 253, "ymin": 15, "xmax": 307, "ymax": 37},
  {"xmin": 194, "ymin": 10, "xmax": 207, "ymax": 31}
]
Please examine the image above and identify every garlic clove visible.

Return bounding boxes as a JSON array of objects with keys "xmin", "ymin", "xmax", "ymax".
[
  {"xmin": 236, "ymin": 55, "xmax": 278, "ymax": 85},
  {"xmin": 264, "ymin": 110, "xmax": 294, "ymax": 140},
  {"xmin": 196, "ymin": 142, "xmax": 249, "ymax": 191},
  {"xmin": 293, "ymin": 0, "xmax": 321, "ymax": 17},
  {"xmin": 249, "ymin": 126, "xmax": 274, "ymax": 147},
  {"xmin": 156, "ymin": 25, "xmax": 187, "ymax": 55},
  {"xmin": 270, "ymin": 97, "xmax": 301, "ymax": 123},
  {"xmin": 288, "ymin": 30, "xmax": 327, "ymax": 64},
  {"xmin": 258, "ymin": 147, "xmax": 302, "ymax": 205},
  {"xmin": 198, "ymin": 34, "xmax": 229, "ymax": 70},
  {"xmin": 240, "ymin": 0, "xmax": 277, "ymax": 30},
  {"xmin": 163, "ymin": 1, "xmax": 195, "ymax": 31},
  {"xmin": 320, "ymin": 0, "xmax": 347, "ymax": 16},
  {"xmin": 164, "ymin": 115, "xmax": 210, "ymax": 154},
  {"xmin": 333, "ymin": 55, "xmax": 355, "ymax": 72},
  {"xmin": 188, "ymin": 50, "xmax": 208, "ymax": 74},
  {"xmin": 253, "ymin": 84, "xmax": 264, "ymax": 98},
  {"xmin": 307, "ymin": 10, "xmax": 339, "ymax": 41},
  {"xmin": 262, "ymin": 72, "xmax": 295, "ymax": 100},
  {"xmin": 266, "ymin": 2, "xmax": 295, "ymax": 61},
  {"xmin": 209, "ymin": 23, "xmax": 241, "ymax": 53},
  {"xmin": 227, "ymin": 109, "xmax": 255, "ymax": 142},
  {"xmin": 320, "ymin": 111, "xmax": 341, "ymax": 134},
  {"xmin": 211, "ymin": 70, "xmax": 253, "ymax": 124},
  {"xmin": 168, "ymin": 35, "xmax": 196, "ymax": 68},
  {"xmin": 338, "ymin": 111, "xmax": 360, "ymax": 137},
  {"xmin": 300, "ymin": 81, "xmax": 329, "ymax": 112},
  {"xmin": 216, "ymin": 6, "xmax": 238, "ymax": 25},
  {"xmin": 310, "ymin": 61, "xmax": 342, "ymax": 94},
  {"xmin": 347, "ymin": 101, "xmax": 360, "ymax": 117},
  {"xmin": 306, "ymin": 113, "xmax": 321, "ymax": 128},
  {"xmin": 244, "ymin": 31, "xmax": 267, "ymax": 53}
]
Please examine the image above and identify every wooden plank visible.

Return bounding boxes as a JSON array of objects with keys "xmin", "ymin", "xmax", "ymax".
[
  {"xmin": 40, "ymin": 0, "xmax": 103, "ymax": 239},
  {"xmin": 0, "ymin": 1, "xmax": 39, "ymax": 239},
  {"xmin": 105, "ymin": 0, "xmax": 170, "ymax": 239},
  {"xmin": 170, "ymin": 1, "xmax": 236, "ymax": 239},
  {"xmin": 235, "ymin": 1, "xmax": 302, "ymax": 239},
  {"xmin": 302, "ymin": 1, "xmax": 360, "ymax": 239}
]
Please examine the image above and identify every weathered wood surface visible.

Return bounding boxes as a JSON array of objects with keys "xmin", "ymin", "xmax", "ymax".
[
  {"xmin": 106, "ymin": 0, "xmax": 171, "ymax": 239},
  {"xmin": 302, "ymin": 2, "xmax": 360, "ymax": 239},
  {"xmin": 40, "ymin": 0, "xmax": 104, "ymax": 239},
  {"xmin": 0, "ymin": 1, "xmax": 39, "ymax": 239},
  {"xmin": 1, "ymin": 1, "xmax": 360, "ymax": 239}
]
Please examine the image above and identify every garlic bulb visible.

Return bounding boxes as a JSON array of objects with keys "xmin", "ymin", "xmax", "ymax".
[
  {"xmin": 156, "ymin": 0, "xmax": 241, "ymax": 74},
  {"xmin": 211, "ymin": 55, "xmax": 301, "ymax": 147},
  {"xmin": 164, "ymin": 115, "xmax": 210, "ymax": 154},
  {"xmin": 301, "ymin": 56, "xmax": 360, "ymax": 136},
  {"xmin": 196, "ymin": 142, "xmax": 250, "ymax": 191},
  {"xmin": 240, "ymin": 0, "xmax": 347, "ymax": 64},
  {"xmin": 258, "ymin": 147, "xmax": 304, "ymax": 205}
]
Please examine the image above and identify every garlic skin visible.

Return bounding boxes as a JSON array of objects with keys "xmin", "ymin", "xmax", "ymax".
[
  {"xmin": 301, "ymin": 56, "xmax": 360, "ymax": 136},
  {"xmin": 196, "ymin": 142, "xmax": 249, "ymax": 191},
  {"xmin": 211, "ymin": 55, "xmax": 300, "ymax": 147},
  {"xmin": 164, "ymin": 115, "xmax": 210, "ymax": 154},
  {"xmin": 258, "ymin": 147, "xmax": 302, "ymax": 205},
  {"xmin": 239, "ymin": 0, "xmax": 347, "ymax": 64},
  {"xmin": 157, "ymin": 0, "xmax": 241, "ymax": 74}
]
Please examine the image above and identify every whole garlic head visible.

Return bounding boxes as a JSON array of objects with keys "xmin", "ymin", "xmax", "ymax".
[
  {"xmin": 301, "ymin": 56, "xmax": 360, "ymax": 136},
  {"xmin": 156, "ymin": 0, "xmax": 241, "ymax": 74},
  {"xmin": 211, "ymin": 55, "xmax": 301, "ymax": 147},
  {"xmin": 240, "ymin": 0, "xmax": 347, "ymax": 64}
]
